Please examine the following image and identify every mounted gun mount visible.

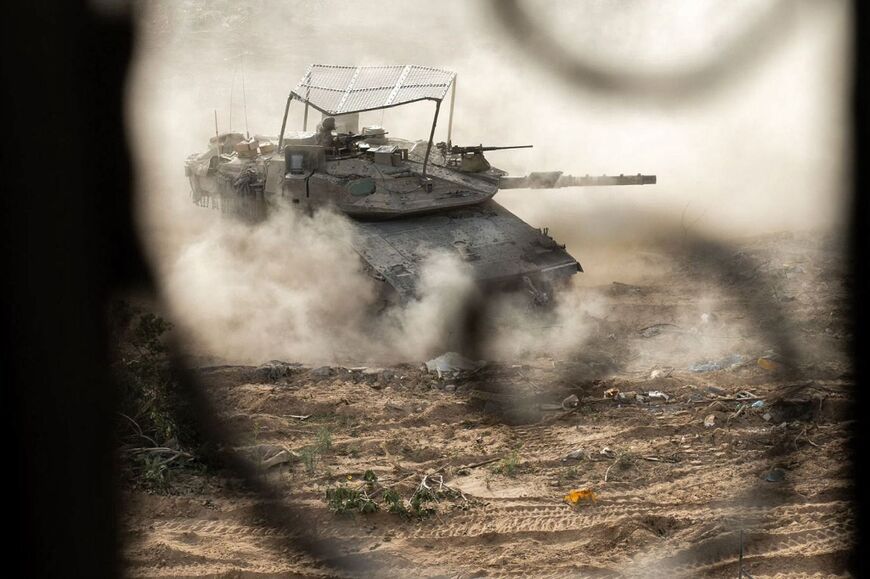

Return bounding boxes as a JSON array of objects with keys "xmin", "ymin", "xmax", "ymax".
[
  {"xmin": 437, "ymin": 143, "xmax": 533, "ymax": 173},
  {"xmin": 185, "ymin": 64, "xmax": 657, "ymax": 304}
]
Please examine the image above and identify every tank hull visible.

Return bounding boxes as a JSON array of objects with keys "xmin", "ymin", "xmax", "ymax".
[{"xmin": 350, "ymin": 200, "xmax": 580, "ymax": 301}]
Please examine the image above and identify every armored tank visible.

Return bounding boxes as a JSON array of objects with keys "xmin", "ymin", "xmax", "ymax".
[{"xmin": 185, "ymin": 65, "xmax": 655, "ymax": 304}]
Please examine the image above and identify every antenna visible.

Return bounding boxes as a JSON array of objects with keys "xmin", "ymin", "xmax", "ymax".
[
  {"xmin": 446, "ymin": 75, "xmax": 456, "ymax": 147},
  {"xmin": 242, "ymin": 53, "xmax": 249, "ymax": 139},
  {"xmin": 228, "ymin": 66, "xmax": 236, "ymax": 133},
  {"xmin": 214, "ymin": 109, "xmax": 219, "ymax": 140}
]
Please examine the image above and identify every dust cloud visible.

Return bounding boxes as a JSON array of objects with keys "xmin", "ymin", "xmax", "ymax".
[{"xmin": 128, "ymin": 0, "xmax": 850, "ymax": 365}]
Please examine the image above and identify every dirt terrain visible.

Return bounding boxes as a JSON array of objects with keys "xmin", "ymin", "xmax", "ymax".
[{"xmin": 122, "ymin": 232, "xmax": 854, "ymax": 577}]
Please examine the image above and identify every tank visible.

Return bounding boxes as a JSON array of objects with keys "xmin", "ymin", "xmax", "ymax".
[{"xmin": 185, "ymin": 65, "xmax": 655, "ymax": 304}]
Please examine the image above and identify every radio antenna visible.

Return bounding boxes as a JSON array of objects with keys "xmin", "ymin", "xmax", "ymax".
[
  {"xmin": 242, "ymin": 54, "xmax": 249, "ymax": 138},
  {"xmin": 228, "ymin": 66, "xmax": 236, "ymax": 133}
]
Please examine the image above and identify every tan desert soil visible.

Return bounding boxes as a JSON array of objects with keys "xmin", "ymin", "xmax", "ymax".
[{"xmin": 122, "ymin": 232, "xmax": 854, "ymax": 578}]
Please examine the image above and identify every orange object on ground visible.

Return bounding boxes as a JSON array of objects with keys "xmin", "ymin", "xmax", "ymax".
[{"xmin": 564, "ymin": 488, "xmax": 597, "ymax": 505}]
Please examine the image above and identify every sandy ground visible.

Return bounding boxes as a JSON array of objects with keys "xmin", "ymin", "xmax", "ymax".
[{"xmin": 122, "ymin": 232, "xmax": 854, "ymax": 578}]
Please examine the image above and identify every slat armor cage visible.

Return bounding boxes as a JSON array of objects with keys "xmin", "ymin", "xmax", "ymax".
[
  {"xmin": 279, "ymin": 64, "xmax": 457, "ymax": 179},
  {"xmin": 290, "ymin": 64, "xmax": 455, "ymax": 115}
]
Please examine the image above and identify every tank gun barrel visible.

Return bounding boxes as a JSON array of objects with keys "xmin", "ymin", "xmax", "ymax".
[
  {"xmin": 445, "ymin": 144, "xmax": 534, "ymax": 154},
  {"xmin": 499, "ymin": 171, "xmax": 656, "ymax": 189}
]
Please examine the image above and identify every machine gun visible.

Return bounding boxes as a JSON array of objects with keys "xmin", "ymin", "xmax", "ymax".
[
  {"xmin": 437, "ymin": 142, "xmax": 534, "ymax": 173},
  {"xmin": 331, "ymin": 130, "xmax": 390, "ymax": 152}
]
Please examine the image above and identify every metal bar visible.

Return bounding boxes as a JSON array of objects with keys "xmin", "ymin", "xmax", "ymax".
[
  {"xmin": 303, "ymin": 102, "xmax": 309, "ymax": 131},
  {"xmin": 278, "ymin": 95, "xmax": 292, "ymax": 149},
  {"xmin": 421, "ymin": 99, "xmax": 441, "ymax": 180},
  {"xmin": 335, "ymin": 66, "xmax": 362, "ymax": 114},
  {"xmin": 385, "ymin": 65, "xmax": 412, "ymax": 106},
  {"xmin": 446, "ymin": 76, "xmax": 456, "ymax": 146}
]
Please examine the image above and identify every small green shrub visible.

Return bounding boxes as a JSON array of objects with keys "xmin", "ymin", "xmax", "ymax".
[
  {"xmin": 315, "ymin": 427, "xmax": 333, "ymax": 453},
  {"xmin": 325, "ymin": 471, "xmax": 464, "ymax": 520},
  {"xmin": 325, "ymin": 486, "xmax": 379, "ymax": 515},
  {"xmin": 300, "ymin": 446, "xmax": 319, "ymax": 474},
  {"xmin": 495, "ymin": 451, "xmax": 521, "ymax": 477}
]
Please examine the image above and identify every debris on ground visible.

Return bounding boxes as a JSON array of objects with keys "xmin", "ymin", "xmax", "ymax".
[
  {"xmin": 564, "ymin": 488, "xmax": 597, "ymax": 505},
  {"xmin": 237, "ymin": 444, "xmax": 300, "ymax": 468},
  {"xmin": 562, "ymin": 394, "xmax": 580, "ymax": 409},
  {"xmin": 604, "ymin": 388, "xmax": 620, "ymax": 399},
  {"xmin": 647, "ymin": 390, "xmax": 670, "ymax": 402},
  {"xmin": 424, "ymin": 352, "xmax": 485, "ymax": 377},
  {"xmin": 704, "ymin": 414, "xmax": 716, "ymax": 428},
  {"xmin": 563, "ymin": 449, "xmax": 586, "ymax": 461},
  {"xmin": 615, "ymin": 390, "xmax": 636, "ymax": 402}
]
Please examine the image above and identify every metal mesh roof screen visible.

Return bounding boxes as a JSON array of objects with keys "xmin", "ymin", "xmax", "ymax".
[{"xmin": 290, "ymin": 65, "xmax": 455, "ymax": 115}]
